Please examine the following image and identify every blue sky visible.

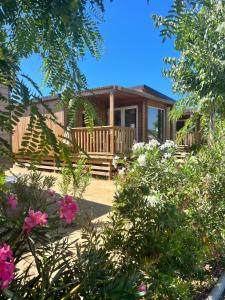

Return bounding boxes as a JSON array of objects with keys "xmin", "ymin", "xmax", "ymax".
[{"xmin": 20, "ymin": 0, "xmax": 178, "ymax": 100}]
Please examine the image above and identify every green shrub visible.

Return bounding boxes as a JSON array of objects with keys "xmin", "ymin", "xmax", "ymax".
[
  {"xmin": 105, "ymin": 132, "xmax": 225, "ymax": 299},
  {"xmin": 1, "ymin": 125, "xmax": 224, "ymax": 299}
]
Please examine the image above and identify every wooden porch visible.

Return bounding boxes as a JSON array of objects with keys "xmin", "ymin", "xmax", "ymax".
[
  {"xmin": 177, "ymin": 132, "xmax": 202, "ymax": 147},
  {"xmin": 72, "ymin": 126, "xmax": 136, "ymax": 155},
  {"xmin": 16, "ymin": 125, "xmax": 136, "ymax": 179}
]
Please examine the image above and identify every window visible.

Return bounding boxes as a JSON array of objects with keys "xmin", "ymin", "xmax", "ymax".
[{"xmin": 147, "ymin": 107, "xmax": 165, "ymax": 141}]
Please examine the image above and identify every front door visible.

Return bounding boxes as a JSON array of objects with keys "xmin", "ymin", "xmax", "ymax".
[{"xmin": 114, "ymin": 106, "xmax": 138, "ymax": 139}]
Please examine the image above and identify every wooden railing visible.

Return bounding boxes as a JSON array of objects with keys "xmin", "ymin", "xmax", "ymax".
[
  {"xmin": 177, "ymin": 132, "xmax": 202, "ymax": 146},
  {"xmin": 71, "ymin": 126, "xmax": 136, "ymax": 155}
]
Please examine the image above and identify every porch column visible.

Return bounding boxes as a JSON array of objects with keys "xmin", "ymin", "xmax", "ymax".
[
  {"xmin": 165, "ymin": 107, "xmax": 171, "ymax": 140},
  {"xmin": 142, "ymin": 101, "xmax": 147, "ymax": 142},
  {"xmin": 109, "ymin": 91, "xmax": 115, "ymax": 126},
  {"xmin": 171, "ymin": 120, "xmax": 177, "ymax": 141},
  {"xmin": 109, "ymin": 91, "xmax": 115, "ymax": 154}
]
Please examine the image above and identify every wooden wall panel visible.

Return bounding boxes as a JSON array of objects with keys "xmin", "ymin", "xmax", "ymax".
[
  {"xmin": 12, "ymin": 100, "xmax": 65, "ymax": 153},
  {"xmin": 0, "ymin": 86, "xmax": 11, "ymax": 146},
  {"xmin": 74, "ymin": 98, "xmax": 107, "ymax": 127}
]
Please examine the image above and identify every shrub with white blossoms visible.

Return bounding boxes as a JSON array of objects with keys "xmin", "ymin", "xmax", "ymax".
[
  {"xmin": 145, "ymin": 139, "xmax": 160, "ymax": 150},
  {"xmin": 145, "ymin": 194, "xmax": 159, "ymax": 207},
  {"xmin": 131, "ymin": 142, "xmax": 145, "ymax": 155},
  {"xmin": 160, "ymin": 140, "xmax": 176, "ymax": 151},
  {"xmin": 137, "ymin": 154, "xmax": 147, "ymax": 167},
  {"xmin": 106, "ymin": 126, "xmax": 225, "ymax": 300},
  {"xmin": 163, "ymin": 152, "xmax": 172, "ymax": 159},
  {"xmin": 112, "ymin": 155, "xmax": 120, "ymax": 168}
]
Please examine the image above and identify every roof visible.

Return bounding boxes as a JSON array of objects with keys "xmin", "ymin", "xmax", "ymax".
[
  {"xmin": 41, "ymin": 84, "xmax": 175, "ymax": 106},
  {"xmin": 131, "ymin": 84, "xmax": 175, "ymax": 103}
]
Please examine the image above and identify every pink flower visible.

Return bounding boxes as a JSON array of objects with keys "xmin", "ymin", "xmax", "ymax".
[
  {"xmin": 138, "ymin": 282, "xmax": 147, "ymax": 293},
  {"xmin": 0, "ymin": 244, "xmax": 15, "ymax": 289},
  {"xmin": 58, "ymin": 195, "xmax": 78, "ymax": 224},
  {"xmin": 47, "ymin": 189, "xmax": 55, "ymax": 197},
  {"xmin": 7, "ymin": 195, "xmax": 17, "ymax": 209},
  {"xmin": 23, "ymin": 209, "xmax": 48, "ymax": 234}
]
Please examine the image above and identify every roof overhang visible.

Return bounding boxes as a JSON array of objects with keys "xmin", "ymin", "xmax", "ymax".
[
  {"xmin": 41, "ymin": 85, "xmax": 175, "ymax": 106},
  {"xmin": 81, "ymin": 85, "xmax": 175, "ymax": 106}
]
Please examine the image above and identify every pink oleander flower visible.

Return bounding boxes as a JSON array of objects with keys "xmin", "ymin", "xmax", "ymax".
[
  {"xmin": 23, "ymin": 209, "xmax": 48, "ymax": 234},
  {"xmin": 47, "ymin": 189, "xmax": 55, "ymax": 197},
  {"xmin": 7, "ymin": 195, "xmax": 17, "ymax": 209},
  {"xmin": 138, "ymin": 282, "xmax": 147, "ymax": 293},
  {"xmin": 0, "ymin": 244, "xmax": 15, "ymax": 289},
  {"xmin": 58, "ymin": 195, "xmax": 78, "ymax": 224}
]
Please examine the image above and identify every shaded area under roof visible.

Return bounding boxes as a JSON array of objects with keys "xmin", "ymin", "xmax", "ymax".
[{"xmin": 41, "ymin": 84, "xmax": 176, "ymax": 105}]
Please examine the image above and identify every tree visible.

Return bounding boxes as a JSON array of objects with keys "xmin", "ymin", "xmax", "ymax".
[
  {"xmin": 0, "ymin": 0, "xmax": 105, "ymax": 160},
  {"xmin": 153, "ymin": 0, "xmax": 225, "ymax": 139}
]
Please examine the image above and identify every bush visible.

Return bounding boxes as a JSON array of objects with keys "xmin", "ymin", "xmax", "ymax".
[
  {"xmin": 105, "ymin": 134, "xmax": 225, "ymax": 299},
  {"xmin": 0, "ymin": 171, "xmax": 79, "ymax": 298},
  {"xmin": 1, "ymin": 126, "xmax": 224, "ymax": 299},
  {"xmin": 0, "ymin": 171, "xmax": 141, "ymax": 299}
]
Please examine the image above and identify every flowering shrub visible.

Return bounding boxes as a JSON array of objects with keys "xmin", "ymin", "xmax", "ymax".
[
  {"xmin": 23, "ymin": 209, "xmax": 48, "ymax": 234},
  {"xmin": 58, "ymin": 195, "xmax": 79, "ymax": 224},
  {"xmin": 0, "ymin": 171, "xmax": 81, "ymax": 297},
  {"xmin": 1, "ymin": 131, "xmax": 224, "ymax": 299},
  {"xmin": 0, "ymin": 171, "xmax": 140, "ymax": 299},
  {"xmin": 0, "ymin": 244, "xmax": 15, "ymax": 289},
  {"xmin": 105, "ymin": 135, "xmax": 225, "ymax": 299},
  {"xmin": 7, "ymin": 195, "xmax": 17, "ymax": 209}
]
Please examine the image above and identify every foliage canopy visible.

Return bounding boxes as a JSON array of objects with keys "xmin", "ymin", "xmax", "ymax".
[
  {"xmin": 153, "ymin": 0, "xmax": 225, "ymax": 134},
  {"xmin": 0, "ymin": 0, "xmax": 105, "ymax": 160}
]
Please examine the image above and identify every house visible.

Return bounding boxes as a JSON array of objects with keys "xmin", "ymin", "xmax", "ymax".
[
  {"xmin": 0, "ymin": 85, "xmax": 11, "ymax": 147},
  {"xmin": 12, "ymin": 84, "xmax": 179, "ymax": 178}
]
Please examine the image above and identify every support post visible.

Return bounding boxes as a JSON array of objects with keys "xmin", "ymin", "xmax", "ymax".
[
  {"xmin": 109, "ymin": 92, "xmax": 115, "ymax": 126},
  {"xmin": 165, "ymin": 107, "xmax": 171, "ymax": 140},
  {"xmin": 109, "ymin": 92, "xmax": 115, "ymax": 154},
  {"xmin": 171, "ymin": 120, "xmax": 176, "ymax": 141},
  {"xmin": 142, "ymin": 101, "xmax": 147, "ymax": 142}
]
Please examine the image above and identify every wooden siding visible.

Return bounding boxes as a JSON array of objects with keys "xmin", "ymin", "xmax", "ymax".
[
  {"xmin": 0, "ymin": 86, "xmax": 11, "ymax": 146},
  {"xmin": 12, "ymin": 100, "xmax": 65, "ymax": 153},
  {"xmin": 74, "ymin": 97, "xmax": 107, "ymax": 127}
]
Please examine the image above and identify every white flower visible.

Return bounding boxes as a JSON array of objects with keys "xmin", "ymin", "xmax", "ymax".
[
  {"xmin": 163, "ymin": 153, "xmax": 172, "ymax": 159},
  {"xmin": 112, "ymin": 156, "xmax": 120, "ymax": 168},
  {"xmin": 189, "ymin": 156, "xmax": 198, "ymax": 164},
  {"xmin": 132, "ymin": 142, "xmax": 145, "ymax": 151},
  {"xmin": 146, "ymin": 139, "xmax": 160, "ymax": 150},
  {"xmin": 118, "ymin": 167, "xmax": 126, "ymax": 176},
  {"xmin": 137, "ymin": 154, "xmax": 147, "ymax": 167},
  {"xmin": 160, "ymin": 140, "xmax": 176, "ymax": 150},
  {"xmin": 145, "ymin": 195, "xmax": 158, "ymax": 207},
  {"xmin": 124, "ymin": 156, "xmax": 127, "ymax": 161}
]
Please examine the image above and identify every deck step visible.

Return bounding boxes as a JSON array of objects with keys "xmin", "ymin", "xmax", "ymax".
[{"xmin": 15, "ymin": 156, "xmax": 114, "ymax": 179}]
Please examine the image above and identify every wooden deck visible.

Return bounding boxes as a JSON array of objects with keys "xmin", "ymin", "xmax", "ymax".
[
  {"xmin": 177, "ymin": 132, "xmax": 201, "ymax": 147},
  {"xmin": 16, "ymin": 126, "xmax": 136, "ymax": 179},
  {"xmin": 72, "ymin": 126, "xmax": 136, "ymax": 155}
]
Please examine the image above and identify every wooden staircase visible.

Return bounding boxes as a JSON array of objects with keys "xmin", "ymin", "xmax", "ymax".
[
  {"xmin": 175, "ymin": 145, "xmax": 189, "ymax": 160},
  {"xmin": 15, "ymin": 155, "xmax": 115, "ymax": 179}
]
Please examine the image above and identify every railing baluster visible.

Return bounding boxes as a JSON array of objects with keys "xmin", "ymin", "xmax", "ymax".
[{"xmin": 71, "ymin": 126, "xmax": 135, "ymax": 155}]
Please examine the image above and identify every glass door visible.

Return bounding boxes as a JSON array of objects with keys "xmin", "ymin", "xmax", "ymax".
[
  {"xmin": 111, "ymin": 106, "xmax": 138, "ymax": 138},
  {"xmin": 124, "ymin": 107, "xmax": 137, "ymax": 129},
  {"xmin": 147, "ymin": 107, "xmax": 165, "ymax": 141},
  {"xmin": 114, "ymin": 110, "xmax": 122, "ymax": 126}
]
